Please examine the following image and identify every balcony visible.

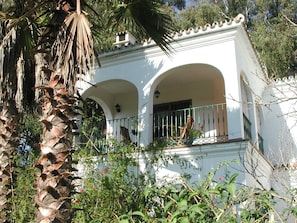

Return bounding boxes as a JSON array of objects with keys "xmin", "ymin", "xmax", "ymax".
[
  {"xmin": 153, "ymin": 103, "xmax": 228, "ymax": 146},
  {"xmin": 93, "ymin": 103, "xmax": 228, "ymax": 148}
]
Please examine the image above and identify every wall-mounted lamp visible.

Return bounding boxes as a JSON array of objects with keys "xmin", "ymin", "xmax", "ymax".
[
  {"xmin": 154, "ymin": 90, "xmax": 160, "ymax": 99},
  {"xmin": 115, "ymin": 104, "xmax": 121, "ymax": 112}
]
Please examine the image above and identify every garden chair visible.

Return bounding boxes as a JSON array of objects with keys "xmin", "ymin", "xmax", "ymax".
[{"xmin": 178, "ymin": 115, "xmax": 194, "ymax": 145}]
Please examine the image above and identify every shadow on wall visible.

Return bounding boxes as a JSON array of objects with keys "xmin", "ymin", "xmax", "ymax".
[{"xmin": 262, "ymin": 79, "xmax": 297, "ymax": 166}]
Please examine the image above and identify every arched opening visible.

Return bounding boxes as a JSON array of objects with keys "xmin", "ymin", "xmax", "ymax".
[
  {"xmin": 79, "ymin": 98, "xmax": 106, "ymax": 154},
  {"xmin": 152, "ymin": 64, "xmax": 228, "ymax": 145},
  {"xmin": 81, "ymin": 79, "xmax": 139, "ymax": 146}
]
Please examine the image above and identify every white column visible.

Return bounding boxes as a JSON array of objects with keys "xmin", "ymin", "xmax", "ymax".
[
  {"xmin": 224, "ymin": 72, "xmax": 244, "ymax": 140},
  {"xmin": 137, "ymin": 88, "xmax": 154, "ymax": 147}
]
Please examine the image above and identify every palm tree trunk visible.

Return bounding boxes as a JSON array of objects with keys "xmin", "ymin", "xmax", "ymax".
[
  {"xmin": 0, "ymin": 100, "xmax": 19, "ymax": 223},
  {"xmin": 35, "ymin": 70, "xmax": 78, "ymax": 223},
  {"xmin": 35, "ymin": 1, "xmax": 91, "ymax": 221},
  {"xmin": 0, "ymin": 20, "xmax": 24, "ymax": 222}
]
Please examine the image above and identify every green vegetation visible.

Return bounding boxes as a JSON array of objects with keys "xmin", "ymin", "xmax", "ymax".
[
  {"xmin": 1, "ymin": 0, "xmax": 297, "ymax": 222},
  {"xmin": 71, "ymin": 141, "xmax": 295, "ymax": 222},
  {"xmin": 7, "ymin": 112, "xmax": 41, "ymax": 223},
  {"xmin": 5, "ymin": 107, "xmax": 297, "ymax": 222}
]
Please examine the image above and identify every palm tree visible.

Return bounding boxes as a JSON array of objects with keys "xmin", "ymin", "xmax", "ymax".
[
  {"xmin": 34, "ymin": 0, "xmax": 176, "ymax": 222},
  {"xmin": 0, "ymin": 0, "xmax": 38, "ymax": 221},
  {"xmin": 34, "ymin": 1, "xmax": 92, "ymax": 221}
]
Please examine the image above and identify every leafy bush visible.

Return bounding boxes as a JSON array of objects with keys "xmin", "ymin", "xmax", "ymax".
[
  {"xmin": 8, "ymin": 162, "xmax": 36, "ymax": 223},
  {"xmin": 116, "ymin": 161, "xmax": 274, "ymax": 223},
  {"xmin": 73, "ymin": 141, "xmax": 149, "ymax": 222},
  {"xmin": 72, "ymin": 140, "xmax": 294, "ymax": 223},
  {"xmin": 8, "ymin": 111, "xmax": 40, "ymax": 222}
]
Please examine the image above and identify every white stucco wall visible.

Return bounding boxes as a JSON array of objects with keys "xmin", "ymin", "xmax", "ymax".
[
  {"xmin": 79, "ymin": 15, "xmax": 269, "ymax": 152},
  {"xmin": 262, "ymin": 78, "xmax": 297, "ymax": 165},
  {"xmin": 85, "ymin": 26, "xmax": 252, "ymax": 146}
]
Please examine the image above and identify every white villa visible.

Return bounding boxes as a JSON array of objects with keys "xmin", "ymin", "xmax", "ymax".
[{"xmin": 78, "ymin": 13, "xmax": 297, "ymax": 216}]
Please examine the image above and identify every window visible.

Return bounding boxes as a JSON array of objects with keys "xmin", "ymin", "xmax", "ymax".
[{"xmin": 154, "ymin": 99, "xmax": 192, "ymax": 113}]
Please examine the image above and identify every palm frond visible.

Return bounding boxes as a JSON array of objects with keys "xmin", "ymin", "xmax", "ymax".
[
  {"xmin": 51, "ymin": 10, "xmax": 94, "ymax": 94},
  {"xmin": 0, "ymin": 0, "xmax": 44, "ymax": 109},
  {"xmin": 0, "ymin": 1, "xmax": 49, "ymax": 29},
  {"xmin": 0, "ymin": 26, "xmax": 18, "ymax": 103},
  {"xmin": 112, "ymin": 0, "xmax": 177, "ymax": 55}
]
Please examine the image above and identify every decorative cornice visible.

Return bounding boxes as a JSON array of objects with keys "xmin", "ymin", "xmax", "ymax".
[
  {"xmin": 272, "ymin": 74, "xmax": 297, "ymax": 84},
  {"xmin": 144, "ymin": 14, "xmax": 244, "ymax": 43},
  {"xmin": 99, "ymin": 14, "xmax": 245, "ymax": 55}
]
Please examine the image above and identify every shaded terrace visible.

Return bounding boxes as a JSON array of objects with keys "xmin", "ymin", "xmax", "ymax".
[{"xmin": 82, "ymin": 64, "xmax": 232, "ymax": 147}]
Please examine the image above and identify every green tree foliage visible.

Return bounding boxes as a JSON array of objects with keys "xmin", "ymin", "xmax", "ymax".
[
  {"xmin": 178, "ymin": 0, "xmax": 297, "ymax": 78},
  {"xmin": 7, "ymin": 104, "xmax": 297, "ymax": 222},
  {"xmin": 118, "ymin": 161, "xmax": 277, "ymax": 223},
  {"xmin": 18, "ymin": 110, "xmax": 42, "ymax": 160},
  {"xmin": 72, "ymin": 104, "xmax": 295, "ymax": 222},
  {"xmin": 3, "ymin": 0, "xmax": 297, "ymax": 221},
  {"xmin": 175, "ymin": 3, "xmax": 222, "ymax": 30},
  {"xmin": 249, "ymin": 0, "xmax": 297, "ymax": 78},
  {"xmin": 8, "ymin": 111, "xmax": 41, "ymax": 222},
  {"xmin": 164, "ymin": 0, "xmax": 186, "ymax": 10},
  {"xmin": 79, "ymin": 98, "xmax": 106, "ymax": 155},
  {"xmin": 83, "ymin": 0, "xmax": 297, "ymax": 78},
  {"xmin": 1, "ymin": 0, "xmax": 177, "ymax": 221},
  {"xmin": 8, "ymin": 156, "xmax": 37, "ymax": 223},
  {"xmin": 73, "ymin": 140, "xmax": 145, "ymax": 222},
  {"xmin": 82, "ymin": 0, "xmax": 177, "ymax": 53},
  {"xmin": 81, "ymin": 0, "xmax": 297, "ymax": 78}
]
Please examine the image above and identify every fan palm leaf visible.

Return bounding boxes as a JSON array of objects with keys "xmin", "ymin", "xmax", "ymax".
[
  {"xmin": 111, "ymin": 0, "xmax": 177, "ymax": 54},
  {"xmin": 51, "ymin": 10, "xmax": 94, "ymax": 93}
]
